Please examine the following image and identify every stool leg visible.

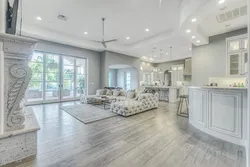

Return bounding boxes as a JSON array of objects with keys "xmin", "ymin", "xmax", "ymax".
[{"xmin": 177, "ymin": 98, "xmax": 182, "ymax": 115}]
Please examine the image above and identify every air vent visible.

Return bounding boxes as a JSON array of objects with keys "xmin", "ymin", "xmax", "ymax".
[
  {"xmin": 216, "ymin": 5, "xmax": 247, "ymax": 23},
  {"xmin": 57, "ymin": 14, "xmax": 68, "ymax": 21}
]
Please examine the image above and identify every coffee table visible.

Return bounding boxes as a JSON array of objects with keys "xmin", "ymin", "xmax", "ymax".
[{"xmin": 90, "ymin": 96, "xmax": 116, "ymax": 110}]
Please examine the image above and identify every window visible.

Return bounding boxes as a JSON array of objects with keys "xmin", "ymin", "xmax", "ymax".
[
  {"xmin": 124, "ymin": 72, "xmax": 131, "ymax": 90},
  {"xmin": 108, "ymin": 72, "xmax": 112, "ymax": 87}
]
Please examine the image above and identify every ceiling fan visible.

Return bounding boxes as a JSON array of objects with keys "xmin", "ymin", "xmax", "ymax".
[{"xmin": 92, "ymin": 18, "xmax": 118, "ymax": 48}]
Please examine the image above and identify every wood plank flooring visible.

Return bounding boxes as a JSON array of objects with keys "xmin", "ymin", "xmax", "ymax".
[{"xmin": 3, "ymin": 101, "xmax": 246, "ymax": 167}]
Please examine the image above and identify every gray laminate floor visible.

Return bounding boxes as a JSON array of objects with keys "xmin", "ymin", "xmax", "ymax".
[{"xmin": 4, "ymin": 101, "xmax": 246, "ymax": 167}]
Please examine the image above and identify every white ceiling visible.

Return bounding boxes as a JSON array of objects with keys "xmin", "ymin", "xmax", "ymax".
[
  {"xmin": 18, "ymin": 0, "xmax": 248, "ymax": 63},
  {"xmin": 200, "ymin": 1, "xmax": 247, "ymax": 36}
]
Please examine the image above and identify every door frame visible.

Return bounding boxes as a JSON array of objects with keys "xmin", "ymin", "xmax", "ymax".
[{"xmin": 26, "ymin": 51, "xmax": 88, "ymax": 105}]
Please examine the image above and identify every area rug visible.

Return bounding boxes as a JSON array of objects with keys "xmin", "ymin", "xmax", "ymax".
[{"xmin": 60, "ymin": 104, "xmax": 118, "ymax": 124}]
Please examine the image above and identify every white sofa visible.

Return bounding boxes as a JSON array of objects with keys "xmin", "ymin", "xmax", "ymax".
[
  {"xmin": 110, "ymin": 93, "xmax": 159, "ymax": 116},
  {"xmin": 80, "ymin": 89, "xmax": 131, "ymax": 104}
]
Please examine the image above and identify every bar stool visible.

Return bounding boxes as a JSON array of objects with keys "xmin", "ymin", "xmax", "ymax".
[
  {"xmin": 177, "ymin": 95, "xmax": 189, "ymax": 117},
  {"xmin": 177, "ymin": 86, "xmax": 189, "ymax": 118}
]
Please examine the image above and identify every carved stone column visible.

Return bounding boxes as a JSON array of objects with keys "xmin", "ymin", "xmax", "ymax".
[{"xmin": 0, "ymin": 33, "xmax": 37, "ymax": 131}]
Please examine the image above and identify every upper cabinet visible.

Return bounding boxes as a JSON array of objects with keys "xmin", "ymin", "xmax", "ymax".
[
  {"xmin": 184, "ymin": 58, "xmax": 192, "ymax": 76},
  {"xmin": 227, "ymin": 34, "xmax": 248, "ymax": 76}
]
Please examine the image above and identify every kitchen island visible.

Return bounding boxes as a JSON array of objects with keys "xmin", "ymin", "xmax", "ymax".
[
  {"xmin": 143, "ymin": 86, "xmax": 181, "ymax": 103},
  {"xmin": 189, "ymin": 86, "xmax": 247, "ymax": 146}
]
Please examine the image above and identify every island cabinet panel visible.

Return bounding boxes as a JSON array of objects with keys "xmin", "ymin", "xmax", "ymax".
[
  {"xmin": 208, "ymin": 91, "xmax": 243, "ymax": 139},
  {"xmin": 189, "ymin": 89, "xmax": 207, "ymax": 127}
]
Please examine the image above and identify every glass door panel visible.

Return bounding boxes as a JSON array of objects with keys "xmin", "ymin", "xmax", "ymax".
[
  {"xmin": 27, "ymin": 52, "xmax": 44, "ymax": 103},
  {"xmin": 228, "ymin": 40, "xmax": 240, "ymax": 53},
  {"xmin": 44, "ymin": 54, "xmax": 60, "ymax": 102},
  {"xmin": 242, "ymin": 52, "xmax": 248, "ymax": 74},
  {"xmin": 75, "ymin": 58, "xmax": 87, "ymax": 98},
  {"xmin": 229, "ymin": 53, "xmax": 241, "ymax": 75},
  {"xmin": 62, "ymin": 57, "xmax": 75, "ymax": 100}
]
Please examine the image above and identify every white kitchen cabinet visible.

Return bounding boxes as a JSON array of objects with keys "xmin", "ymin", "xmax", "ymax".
[
  {"xmin": 189, "ymin": 87, "xmax": 247, "ymax": 146},
  {"xmin": 227, "ymin": 34, "xmax": 248, "ymax": 76},
  {"xmin": 208, "ymin": 91, "xmax": 243, "ymax": 139},
  {"xmin": 184, "ymin": 58, "xmax": 192, "ymax": 75},
  {"xmin": 189, "ymin": 89, "xmax": 207, "ymax": 127}
]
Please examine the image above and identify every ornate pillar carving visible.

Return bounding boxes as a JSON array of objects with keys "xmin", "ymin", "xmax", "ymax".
[{"xmin": 0, "ymin": 33, "xmax": 37, "ymax": 131}]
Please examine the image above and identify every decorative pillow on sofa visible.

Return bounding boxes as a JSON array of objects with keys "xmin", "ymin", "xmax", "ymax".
[
  {"xmin": 126, "ymin": 91, "xmax": 135, "ymax": 99},
  {"xmin": 106, "ymin": 89, "xmax": 113, "ymax": 96},
  {"xmin": 113, "ymin": 90, "xmax": 120, "ymax": 96},
  {"xmin": 120, "ymin": 90, "xmax": 126, "ymax": 96},
  {"xmin": 96, "ymin": 89, "xmax": 106, "ymax": 96}
]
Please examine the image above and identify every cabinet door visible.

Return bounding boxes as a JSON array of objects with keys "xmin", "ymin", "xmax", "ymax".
[
  {"xmin": 208, "ymin": 91, "xmax": 242, "ymax": 138},
  {"xmin": 228, "ymin": 39, "xmax": 241, "ymax": 53},
  {"xmin": 242, "ymin": 38, "xmax": 248, "ymax": 51},
  {"xmin": 189, "ymin": 89, "xmax": 207, "ymax": 127},
  {"xmin": 241, "ymin": 51, "xmax": 248, "ymax": 75},
  {"xmin": 228, "ymin": 53, "xmax": 241, "ymax": 76}
]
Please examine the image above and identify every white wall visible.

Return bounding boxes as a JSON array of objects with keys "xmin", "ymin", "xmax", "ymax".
[
  {"xmin": 100, "ymin": 51, "xmax": 140, "ymax": 88},
  {"xmin": 35, "ymin": 40, "xmax": 101, "ymax": 95},
  {"xmin": 192, "ymin": 28, "xmax": 247, "ymax": 85}
]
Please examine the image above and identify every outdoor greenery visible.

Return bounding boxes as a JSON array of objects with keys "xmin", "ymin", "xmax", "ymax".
[{"xmin": 29, "ymin": 54, "xmax": 85, "ymax": 92}]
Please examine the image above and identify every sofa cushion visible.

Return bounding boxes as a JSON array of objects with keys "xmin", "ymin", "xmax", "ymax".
[
  {"xmin": 106, "ymin": 89, "xmax": 113, "ymax": 96},
  {"xmin": 96, "ymin": 89, "xmax": 106, "ymax": 96},
  {"xmin": 113, "ymin": 90, "xmax": 120, "ymax": 96},
  {"xmin": 126, "ymin": 91, "xmax": 135, "ymax": 99},
  {"xmin": 120, "ymin": 90, "xmax": 126, "ymax": 96}
]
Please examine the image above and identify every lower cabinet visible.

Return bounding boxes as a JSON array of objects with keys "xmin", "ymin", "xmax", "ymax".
[
  {"xmin": 189, "ymin": 89, "xmax": 207, "ymax": 127},
  {"xmin": 208, "ymin": 91, "xmax": 242, "ymax": 139},
  {"xmin": 189, "ymin": 88, "xmax": 244, "ymax": 141}
]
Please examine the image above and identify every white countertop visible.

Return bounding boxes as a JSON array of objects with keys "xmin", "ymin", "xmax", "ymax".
[
  {"xmin": 143, "ymin": 86, "xmax": 181, "ymax": 89},
  {"xmin": 189, "ymin": 86, "xmax": 247, "ymax": 90}
]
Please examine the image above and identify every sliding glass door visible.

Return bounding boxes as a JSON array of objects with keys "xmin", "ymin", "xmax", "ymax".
[
  {"xmin": 44, "ymin": 54, "xmax": 60, "ymax": 102},
  {"xmin": 75, "ymin": 58, "xmax": 87, "ymax": 98},
  {"xmin": 62, "ymin": 57, "xmax": 75, "ymax": 100},
  {"xmin": 26, "ymin": 51, "xmax": 87, "ymax": 104},
  {"xmin": 27, "ymin": 52, "xmax": 44, "ymax": 104}
]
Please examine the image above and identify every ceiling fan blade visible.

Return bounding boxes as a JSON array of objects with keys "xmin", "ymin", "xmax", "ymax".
[
  {"xmin": 90, "ymin": 40, "xmax": 102, "ymax": 43},
  {"xmin": 104, "ymin": 39, "xmax": 118, "ymax": 43}
]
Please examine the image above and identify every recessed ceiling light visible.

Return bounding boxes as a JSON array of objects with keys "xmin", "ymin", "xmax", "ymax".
[
  {"xmin": 189, "ymin": 48, "xmax": 192, "ymax": 51},
  {"xmin": 145, "ymin": 28, "xmax": 150, "ymax": 32},
  {"xmin": 218, "ymin": 0, "xmax": 225, "ymax": 4},
  {"xmin": 191, "ymin": 18, "xmax": 197, "ymax": 22},
  {"xmin": 142, "ymin": 56, "xmax": 148, "ymax": 60},
  {"xmin": 186, "ymin": 29, "xmax": 191, "ymax": 33},
  {"xmin": 192, "ymin": 36, "xmax": 196, "ymax": 39},
  {"xmin": 126, "ymin": 37, "xmax": 130, "ymax": 40},
  {"xmin": 84, "ymin": 32, "xmax": 88, "ymax": 35},
  {"xmin": 36, "ymin": 17, "xmax": 42, "ymax": 20},
  {"xmin": 166, "ymin": 53, "xmax": 168, "ymax": 56},
  {"xmin": 150, "ymin": 58, "xmax": 154, "ymax": 61},
  {"xmin": 196, "ymin": 40, "xmax": 200, "ymax": 43}
]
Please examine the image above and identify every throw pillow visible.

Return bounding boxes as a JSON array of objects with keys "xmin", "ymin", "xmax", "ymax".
[
  {"xmin": 96, "ymin": 89, "xmax": 106, "ymax": 96},
  {"xmin": 127, "ymin": 92, "xmax": 135, "ymax": 99},
  {"xmin": 120, "ymin": 90, "xmax": 126, "ymax": 96},
  {"xmin": 113, "ymin": 90, "xmax": 120, "ymax": 96},
  {"xmin": 106, "ymin": 89, "xmax": 113, "ymax": 96}
]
